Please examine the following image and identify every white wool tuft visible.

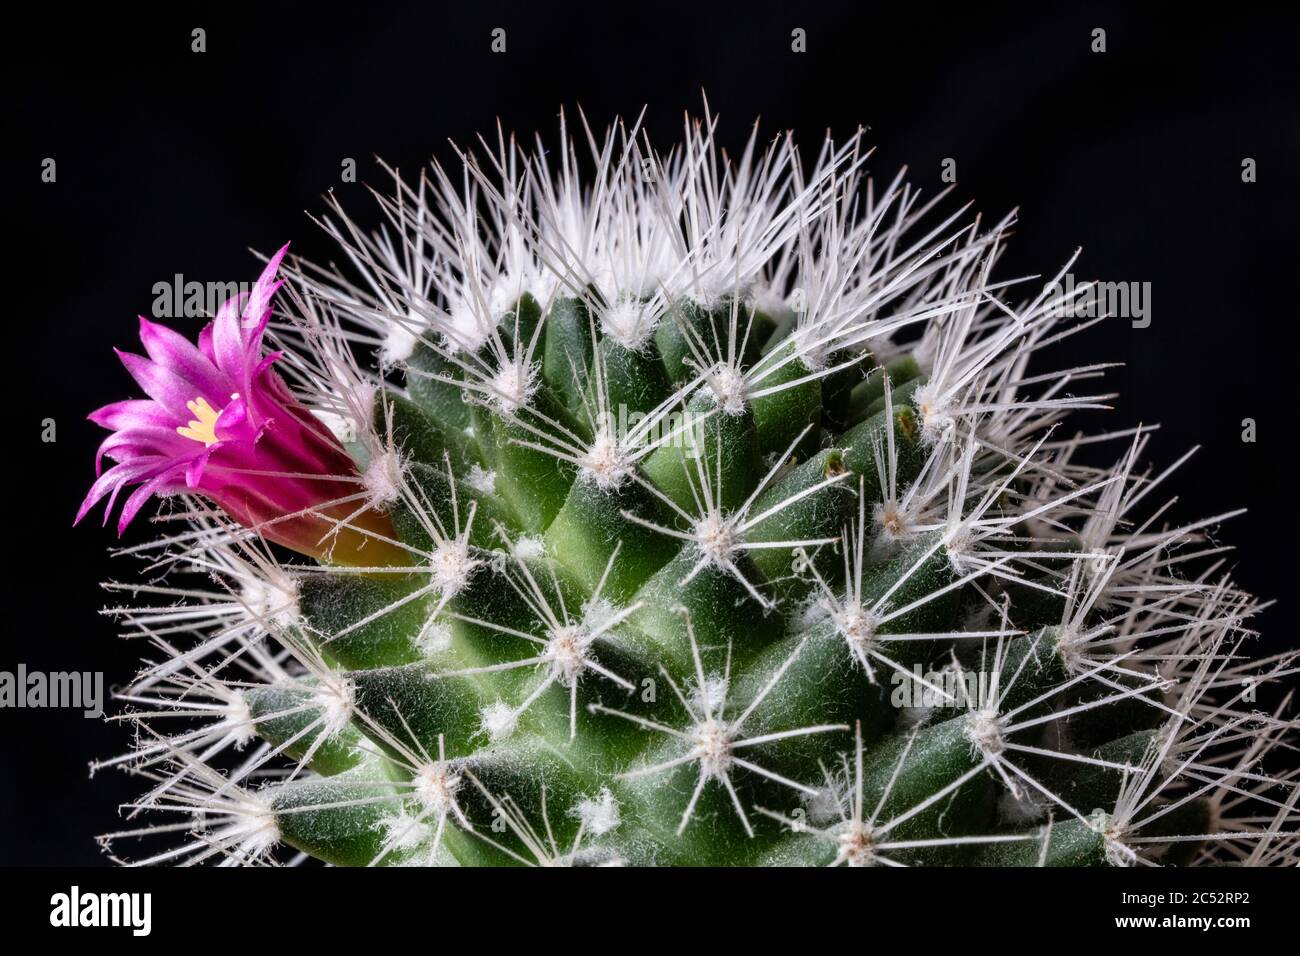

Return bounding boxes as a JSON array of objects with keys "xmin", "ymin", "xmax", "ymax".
[
  {"xmin": 479, "ymin": 701, "xmax": 518, "ymax": 741},
  {"xmin": 573, "ymin": 788, "xmax": 622, "ymax": 836}
]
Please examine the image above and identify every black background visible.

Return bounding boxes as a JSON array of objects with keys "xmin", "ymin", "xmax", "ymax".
[{"xmin": 4, "ymin": 2, "xmax": 1297, "ymax": 866}]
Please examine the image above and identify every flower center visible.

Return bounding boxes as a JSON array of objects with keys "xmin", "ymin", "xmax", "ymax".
[{"xmin": 177, "ymin": 396, "xmax": 223, "ymax": 447}]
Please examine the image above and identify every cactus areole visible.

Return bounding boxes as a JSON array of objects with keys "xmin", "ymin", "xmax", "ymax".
[{"xmin": 80, "ymin": 108, "xmax": 1297, "ymax": 868}]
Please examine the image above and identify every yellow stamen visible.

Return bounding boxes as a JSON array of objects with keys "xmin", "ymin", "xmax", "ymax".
[{"xmin": 177, "ymin": 397, "xmax": 221, "ymax": 447}]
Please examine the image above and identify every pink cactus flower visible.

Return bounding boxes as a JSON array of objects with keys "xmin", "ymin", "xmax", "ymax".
[{"xmin": 76, "ymin": 245, "xmax": 406, "ymax": 567}]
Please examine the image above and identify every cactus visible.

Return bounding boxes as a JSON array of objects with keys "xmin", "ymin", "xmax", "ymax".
[{"xmin": 79, "ymin": 108, "xmax": 1299, "ymax": 868}]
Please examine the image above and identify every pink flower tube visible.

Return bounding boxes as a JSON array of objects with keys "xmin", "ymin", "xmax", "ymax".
[{"xmin": 76, "ymin": 245, "xmax": 406, "ymax": 567}]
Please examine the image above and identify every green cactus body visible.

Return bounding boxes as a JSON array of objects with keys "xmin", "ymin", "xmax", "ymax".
[{"xmin": 91, "ymin": 111, "xmax": 1297, "ymax": 869}]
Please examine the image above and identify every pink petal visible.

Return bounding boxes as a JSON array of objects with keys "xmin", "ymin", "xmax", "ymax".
[
  {"xmin": 116, "ymin": 465, "xmax": 188, "ymax": 535},
  {"xmin": 88, "ymin": 399, "xmax": 175, "ymax": 431},
  {"xmin": 210, "ymin": 293, "xmax": 248, "ymax": 383},
  {"xmin": 244, "ymin": 244, "xmax": 290, "ymax": 325},
  {"xmin": 137, "ymin": 316, "xmax": 229, "ymax": 404},
  {"xmin": 75, "ymin": 458, "xmax": 167, "ymax": 526},
  {"xmin": 95, "ymin": 425, "xmax": 194, "ymax": 474},
  {"xmin": 185, "ymin": 447, "xmax": 215, "ymax": 488},
  {"xmin": 198, "ymin": 323, "xmax": 216, "ymax": 364},
  {"xmin": 115, "ymin": 350, "xmax": 197, "ymax": 419}
]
